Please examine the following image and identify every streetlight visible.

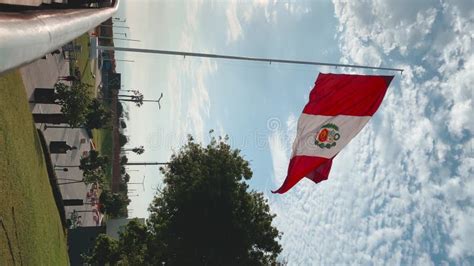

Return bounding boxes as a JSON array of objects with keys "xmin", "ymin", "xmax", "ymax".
[{"xmin": 113, "ymin": 17, "xmax": 127, "ymax": 23}]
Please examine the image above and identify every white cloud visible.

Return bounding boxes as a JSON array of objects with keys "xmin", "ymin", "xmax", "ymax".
[
  {"xmin": 284, "ymin": 2, "xmax": 311, "ymax": 17},
  {"xmin": 165, "ymin": 0, "xmax": 217, "ymax": 146},
  {"xmin": 270, "ymin": 1, "xmax": 474, "ymax": 264},
  {"xmin": 268, "ymin": 128, "xmax": 289, "ymax": 184},
  {"xmin": 227, "ymin": 0, "xmax": 312, "ymax": 43},
  {"xmin": 268, "ymin": 114, "xmax": 297, "ymax": 184},
  {"xmin": 226, "ymin": 0, "xmax": 244, "ymax": 43},
  {"xmin": 216, "ymin": 121, "xmax": 226, "ymax": 138}
]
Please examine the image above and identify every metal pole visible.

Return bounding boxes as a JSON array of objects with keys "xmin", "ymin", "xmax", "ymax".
[
  {"xmin": 125, "ymin": 162, "xmax": 169, "ymax": 166},
  {"xmin": 57, "ymin": 178, "xmax": 83, "ymax": 182},
  {"xmin": 73, "ymin": 210, "xmax": 97, "ymax": 213},
  {"xmin": 98, "ymin": 37, "xmax": 140, "ymax": 42},
  {"xmin": 100, "ymin": 25, "xmax": 130, "ymax": 29},
  {"xmin": 44, "ymin": 125, "xmax": 82, "ymax": 129},
  {"xmin": 98, "ymin": 46, "xmax": 403, "ymax": 73},
  {"xmin": 58, "ymin": 180, "xmax": 84, "ymax": 185},
  {"xmin": 103, "ymin": 59, "xmax": 135, "ymax": 62},
  {"xmin": 127, "ymin": 176, "xmax": 146, "ymax": 191}
]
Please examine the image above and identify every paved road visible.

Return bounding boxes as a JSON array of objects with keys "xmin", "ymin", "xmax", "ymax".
[{"xmin": 21, "ymin": 49, "xmax": 101, "ymax": 227}]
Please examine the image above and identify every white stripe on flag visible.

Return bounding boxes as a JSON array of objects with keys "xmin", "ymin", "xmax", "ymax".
[{"xmin": 292, "ymin": 114, "xmax": 371, "ymax": 159}]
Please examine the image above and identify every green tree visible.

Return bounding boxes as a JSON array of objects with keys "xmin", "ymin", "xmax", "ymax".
[
  {"xmin": 118, "ymin": 91, "xmax": 144, "ymax": 107},
  {"xmin": 54, "ymin": 82, "xmax": 92, "ymax": 127},
  {"xmin": 85, "ymin": 98, "xmax": 111, "ymax": 129},
  {"xmin": 85, "ymin": 219, "xmax": 148, "ymax": 265},
  {"xmin": 79, "ymin": 150, "xmax": 108, "ymax": 185},
  {"xmin": 83, "ymin": 234, "xmax": 120, "ymax": 266},
  {"xmin": 118, "ymin": 219, "xmax": 149, "ymax": 265},
  {"xmin": 99, "ymin": 189, "xmax": 130, "ymax": 218},
  {"xmin": 119, "ymin": 133, "xmax": 128, "ymax": 147},
  {"xmin": 122, "ymin": 173, "xmax": 131, "ymax": 183},
  {"xmin": 122, "ymin": 145, "xmax": 145, "ymax": 155},
  {"xmin": 147, "ymin": 135, "xmax": 282, "ymax": 265},
  {"xmin": 120, "ymin": 155, "xmax": 129, "ymax": 165},
  {"xmin": 120, "ymin": 119, "xmax": 127, "ymax": 129},
  {"xmin": 82, "ymin": 171, "xmax": 105, "ymax": 186}
]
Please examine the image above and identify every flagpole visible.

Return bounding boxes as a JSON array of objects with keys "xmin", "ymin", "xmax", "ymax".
[{"xmin": 98, "ymin": 46, "xmax": 403, "ymax": 73}]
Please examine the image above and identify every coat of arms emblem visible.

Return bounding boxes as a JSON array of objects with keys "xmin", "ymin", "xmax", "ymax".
[{"xmin": 314, "ymin": 123, "xmax": 340, "ymax": 149}]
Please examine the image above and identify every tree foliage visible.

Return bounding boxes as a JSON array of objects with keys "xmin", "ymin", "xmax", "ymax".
[
  {"xmin": 119, "ymin": 133, "xmax": 128, "ymax": 147},
  {"xmin": 120, "ymin": 155, "xmax": 129, "ymax": 165},
  {"xmin": 122, "ymin": 146, "xmax": 145, "ymax": 155},
  {"xmin": 120, "ymin": 119, "xmax": 127, "ymax": 129},
  {"xmin": 132, "ymin": 146, "xmax": 145, "ymax": 155},
  {"xmin": 79, "ymin": 150, "xmax": 108, "ymax": 185},
  {"xmin": 88, "ymin": 135, "xmax": 282, "ymax": 265},
  {"xmin": 83, "ymin": 234, "xmax": 120, "ymax": 265},
  {"xmin": 118, "ymin": 219, "xmax": 149, "ymax": 265},
  {"xmin": 147, "ymin": 135, "xmax": 282, "ymax": 265},
  {"xmin": 122, "ymin": 173, "xmax": 131, "ymax": 183},
  {"xmin": 54, "ymin": 82, "xmax": 92, "ymax": 127},
  {"xmin": 85, "ymin": 219, "xmax": 148, "ymax": 265},
  {"xmin": 99, "ymin": 189, "xmax": 130, "ymax": 218},
  {"xmin": 117, "ymin": 102, "xmax": 124, "ymax": 118},
  {"xmin": 85, "ymin": 98, "xmax": 111, "ymax": 129}
]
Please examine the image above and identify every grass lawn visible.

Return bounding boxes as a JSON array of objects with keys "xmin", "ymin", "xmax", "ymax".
[
  {"xmin": 0, "ymin": 71, "xmax": 69, "ymax": 265},
  {"xmin": 70, "ymin": 33, "xmax": 96, "ymax": 96},
  {"xmin": 73, "ymin": 31, "xmax": 114, "ymax": 183}
]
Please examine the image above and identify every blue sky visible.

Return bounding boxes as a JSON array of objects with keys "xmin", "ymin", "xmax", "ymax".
[{"xmin": 115, "ymin": 0, "xmax": 473, "ymax": 264}]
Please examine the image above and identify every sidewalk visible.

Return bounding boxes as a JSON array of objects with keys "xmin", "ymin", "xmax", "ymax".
[{"xmin": 20, "ymin": 50, "xmax": 101, "ymax": 227}]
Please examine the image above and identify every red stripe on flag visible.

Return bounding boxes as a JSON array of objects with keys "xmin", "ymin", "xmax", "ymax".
[
  {"xmin": 303, "ymin": 73, "xmax": 393, "ymax": 116},
  {"xmin": 272, "ymin": 156, "xmax": 332, "ymax": 194}
]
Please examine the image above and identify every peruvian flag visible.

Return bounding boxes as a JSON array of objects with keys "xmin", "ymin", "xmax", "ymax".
[{"xmin": 272, "ymin": 73, "xmax": 393, "ymax": 194}]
